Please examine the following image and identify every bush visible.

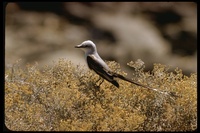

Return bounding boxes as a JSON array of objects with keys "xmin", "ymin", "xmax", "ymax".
[{"xmin": 5, "ymin": 59, "xmax": 197, "ymax": 131}]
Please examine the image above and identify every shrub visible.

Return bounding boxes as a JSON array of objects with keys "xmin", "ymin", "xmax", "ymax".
[{"xmin": 5, "ymin": 59, "xmax": 197, "ymax": 131}]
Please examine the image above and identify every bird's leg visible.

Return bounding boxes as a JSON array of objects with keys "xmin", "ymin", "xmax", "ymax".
[
  {"xmin": 98, "ymin": 78, "xmax": 104, "ymax": 87},
  {"xmin": 95, "ymin": 76, "xmax": 102, "ymax": 83},
  {"xmin": 95, "ymin": 76, "xmax": 104, "ymax": 87}
]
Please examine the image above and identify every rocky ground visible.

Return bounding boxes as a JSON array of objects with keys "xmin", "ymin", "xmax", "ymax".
[{"xmin": 5, "ymin": 2, "xmax": 197, "ymax": 76}]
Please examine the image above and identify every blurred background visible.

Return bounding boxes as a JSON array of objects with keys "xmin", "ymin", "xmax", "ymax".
[{"xmin": 5, "ymin": 2, "xmax": 197, "ymax": 76}]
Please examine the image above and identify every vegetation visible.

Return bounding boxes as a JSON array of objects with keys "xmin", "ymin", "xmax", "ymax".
[{"xmin": 5, "ymin": 58, "xmax": 197, "ymax": 131}]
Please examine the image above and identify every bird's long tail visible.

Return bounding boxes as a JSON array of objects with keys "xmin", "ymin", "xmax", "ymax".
[{"xmin": 113, "ymin": 73, "xmax": 177, "ymax": 98}]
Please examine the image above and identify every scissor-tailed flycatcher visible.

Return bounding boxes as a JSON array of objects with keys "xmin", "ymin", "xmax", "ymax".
[
  {"xmin": 75, "ymin": 40, "xmax": 152, "ymax": 89},
  {"xmin": 74, "ymin": 40, "xmax": 177, "ymax": 98}
]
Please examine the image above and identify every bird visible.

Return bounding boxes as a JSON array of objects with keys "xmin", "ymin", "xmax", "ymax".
[
  {"xmin": 75, "ymin": 40, "xmax": 151, "ymax": 88},
  {"xmin": 74, "ymin": 40, "xmax": 178, "ymax": 99}
]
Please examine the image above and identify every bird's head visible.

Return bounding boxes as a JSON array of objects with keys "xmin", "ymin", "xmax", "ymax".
[{"xmin": 75, "ymin": 40, "xmax": 97, "ymax": 54}]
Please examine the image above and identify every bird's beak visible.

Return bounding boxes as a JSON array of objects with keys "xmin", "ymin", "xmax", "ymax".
[{"xmin": 75, "ymin": 44, "xmax": 82, "ymax": 48}]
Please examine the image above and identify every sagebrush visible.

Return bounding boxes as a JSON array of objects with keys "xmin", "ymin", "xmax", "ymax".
[{"xmin": 5, "ymin": 59, "xmax": 197, "ymax": 131}]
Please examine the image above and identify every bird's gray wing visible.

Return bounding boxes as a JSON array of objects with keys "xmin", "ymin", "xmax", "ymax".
[
  {"xmin": 86, "ymin": 55, "xmax": 119, "ymax": 87},
  {"xmin": 87, "ymin": 55, "xmax": 113, "ymax": 81}
]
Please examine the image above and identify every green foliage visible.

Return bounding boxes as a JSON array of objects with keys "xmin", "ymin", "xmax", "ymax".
[{"xmin": 5, "ymin": 59, "xmax": 197, "ymax": 131}]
